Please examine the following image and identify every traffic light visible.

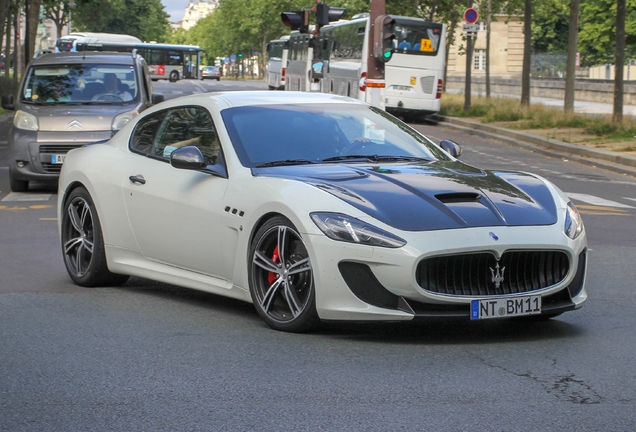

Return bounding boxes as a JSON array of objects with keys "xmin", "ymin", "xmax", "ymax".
[
  {"xmin": 373, "ymin": 14, "xmax": 396, "ymax": 63},
  {"xmin": 281, "ymin": 9, "xmax": 310, "ymax": 34},
  {"xmin": 315, "ymin": 3, "xmax": 346, "ymax": 26},
  {"xmin": 238, "ymin": 53, "xmax": 243, "ymax": 58}
]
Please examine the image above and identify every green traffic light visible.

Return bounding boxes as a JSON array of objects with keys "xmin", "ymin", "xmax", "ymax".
[{"xmin": 383, "ymin": 50, "xmax": 392, "ymax": 60}]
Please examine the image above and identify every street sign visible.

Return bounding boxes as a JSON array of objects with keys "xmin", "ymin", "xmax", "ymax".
[
  {"xmin": 464, "ymin": 8, "xmax": 479, "ymax": 24},
  {"xmin": 463, "ymin": 24, "xmax": 479, "ymax": 33}
]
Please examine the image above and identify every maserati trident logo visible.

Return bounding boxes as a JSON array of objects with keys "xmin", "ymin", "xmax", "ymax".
[
  {"xmin": 490, "ymin": 262, "xmax": 505, "ymax": 289},
  {"xmin": 68, "ymin": 119, "xmax": 83, "ymax": 130}
]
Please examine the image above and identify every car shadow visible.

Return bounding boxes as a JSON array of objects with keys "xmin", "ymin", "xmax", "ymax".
[{"xmin": 117, "ymin": 277, "xmax": 583, "ymax": 344}]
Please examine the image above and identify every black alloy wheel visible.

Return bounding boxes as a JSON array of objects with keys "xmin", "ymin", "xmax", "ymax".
[
  {"xmin": 249, "ymin": 216, "xmax": 319, "ymax": 332},
  {"xmin": 61, "ymin": 187, "xmax": 129, "ymax": 287}
]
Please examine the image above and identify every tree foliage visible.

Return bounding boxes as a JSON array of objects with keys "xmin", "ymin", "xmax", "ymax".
[
  {"xmin": 579, "ymin": 0, "xmax": 636, "ymax": 67},
  {"xmin": 72, "ymin": 0, "xmax": 171, "ymax": 42}
]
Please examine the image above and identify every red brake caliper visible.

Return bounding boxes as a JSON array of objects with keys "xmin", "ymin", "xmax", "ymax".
[{"xmin": 267, "ymin": 245, "xmax": 280, "ymax": 285}]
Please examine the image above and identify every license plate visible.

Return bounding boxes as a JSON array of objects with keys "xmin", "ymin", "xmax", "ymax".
[
  {"xmin": 51, "ymin": 154, "xmax": 66, "ymax": 164},
  {"xmin": 470, "ymin": 295, "xmax": 541, "ymax": 320},
  {"xmin": 392, "ymin": 85, "xmax": 412, "ymax": 91}
]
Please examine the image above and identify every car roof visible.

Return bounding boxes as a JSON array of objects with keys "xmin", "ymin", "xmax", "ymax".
[
  {"xmin": 31, "ymin": 52, "xmax": 137, "ymax": 66},
  {"xmin": 166, "ymin": 91, "xmax": 368, "ymax": 109}
]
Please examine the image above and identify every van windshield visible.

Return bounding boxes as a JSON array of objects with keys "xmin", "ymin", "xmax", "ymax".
[{"xmin": 21, "ymin": 63, "xmax": 139, "ymax": 104}]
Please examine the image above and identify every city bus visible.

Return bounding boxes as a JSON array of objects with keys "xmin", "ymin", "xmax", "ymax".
[
  {"xmin": 72, "ymin": 40, "xmax": 207, "ymax": 81},
  {"xmin": 55, "ymin": 32, "xmax": 142, "ymax": 52},
  {"xmin": 265, "ymin": 36, "xmax": 289, "ymax": 90},
  {"xmin": 280, "ymin": 15, "xmax": 446, "ymax": 121}
]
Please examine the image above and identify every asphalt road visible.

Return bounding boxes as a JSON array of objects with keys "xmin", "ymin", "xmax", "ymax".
[{"xmin": 1, "ymin": 81, "xmax": 636, "ymax": 431}]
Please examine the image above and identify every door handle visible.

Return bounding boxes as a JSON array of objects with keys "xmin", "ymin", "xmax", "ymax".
[{"xmin": 129, "ymin": 175, "xmax": 146, "ymax": 185}]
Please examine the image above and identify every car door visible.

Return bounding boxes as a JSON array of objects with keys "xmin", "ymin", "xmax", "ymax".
[{"xmin": 123, "ymin": 106, "xmax": 235, "ymax": 282}]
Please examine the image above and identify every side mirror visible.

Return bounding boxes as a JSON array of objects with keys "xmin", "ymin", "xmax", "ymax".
[
  {"xmin": 170, "ymin": 146, "xmax": 206, "ymax": 170},
  {"xmin": 2, "ymin": 94, "xmax": 15, "ymax": 111},
  {"xmin": 152, "ymin": 94, "xmax": 164, "ymax": 105},
  {"xmin": 439, "ymin": 139, "xmax": 462, "ymax": 158}
]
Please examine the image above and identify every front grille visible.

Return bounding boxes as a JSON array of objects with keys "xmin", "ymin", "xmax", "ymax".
[
  {"xmin": 420, "ymin": 76, "xmax": 435, "ymax": 94},
  {"xmin": 39, "ymin": 144, "xmax": 82, "ymax": 173},
  {"xmin": 416, "ymin": 250, "xmax": 570, "ymax": 296},
  {"xmin": 39, "ymin": 144, "xmax": 79, "ymax": 154}
]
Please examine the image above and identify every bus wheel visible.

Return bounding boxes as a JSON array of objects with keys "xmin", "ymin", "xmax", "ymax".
[{"xmin": 169, "ymin": 71, "xmax": 179, "ymax": 82}]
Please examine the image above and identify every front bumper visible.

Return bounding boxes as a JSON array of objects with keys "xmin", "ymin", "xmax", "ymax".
[{"xmin": 307, "ymin": 223, "xmax": 587, "ymax": 322}]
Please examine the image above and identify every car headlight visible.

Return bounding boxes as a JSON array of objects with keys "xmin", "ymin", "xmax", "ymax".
[
  {"xmin": 112, "ymin": 110, "xmax": 138, "ymax": 132},
  {"xmin": 310, "ymin": 212, "xmax": 406, "ymax": 248},
  {"xmin": 14, "ymin": 110, "xmax": 38, "ymax": 131},
  {"xmin": 564, "ymin": 202, "xmax": 583, "ymax": 239}
]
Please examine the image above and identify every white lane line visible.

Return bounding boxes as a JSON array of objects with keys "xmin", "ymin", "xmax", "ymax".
[
  {"xmin": 624, "ymin": 197, "xmax": 636, "ymax": 203},
  {"xmin": 566, "ymin": 193, "xmax": 635, "ymax": 209},
  {"xmin": 1, "ymin": 192, "xmax": 52, "ymax": 202}
]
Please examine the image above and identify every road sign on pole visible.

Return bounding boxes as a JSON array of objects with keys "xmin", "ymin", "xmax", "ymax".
[{"xmin": 464, "ymin": 8, "xmax": 479, "ymax": 24}]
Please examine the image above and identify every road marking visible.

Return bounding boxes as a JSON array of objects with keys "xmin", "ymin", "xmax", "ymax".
[
  {"xmin": 0, "ymin": 204, "xmax": 53, "ymax": 211},
  {"xmin": 40, "ymin": 217, "xmax": 58, "ymax": 221},
  {"xmin": 575, "ymin": 204, "xmax": 630, "ymax": 216},
  {"xmin": 1, "ymin": 192, "xmax": 52, "ymax": 202},
  {"xmin": 566, "ymin": 193, "xmax": 634, "ymax": 209},
  {"xmin": 625, "ymin": 197, "xmax": 636, "ymax": 203}
]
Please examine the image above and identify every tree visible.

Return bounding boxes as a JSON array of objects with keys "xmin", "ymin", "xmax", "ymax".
[
  {"xmin": 42, "ymin": 0, "xmax": 72, "ymax": 39},
  {"xmin": 520, "ymin": 0, "xmax": 532, "ymax": 106},
  {"xmin": 564, "ymin": 0, "xmax": 579, "ymax": 113},
  {"xmin": 578, "ymin": 0, "xmax": 636, "ymax": 67},
  {"xmin": 72, "ymin": 0, "xmax": 170, "ymax": 42},
  {"xmin": 613, "ymin": 0, "xmax": 626, "ymax": 123}
]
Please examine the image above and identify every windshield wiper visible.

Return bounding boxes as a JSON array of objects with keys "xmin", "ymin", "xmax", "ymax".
[
  {"xmin": 255, "ymin": 159, "xmax": 318, "ymax": 167},
  {"xmin": 322, "ymin": 155, "xmax": 430, "ymax": 163}
]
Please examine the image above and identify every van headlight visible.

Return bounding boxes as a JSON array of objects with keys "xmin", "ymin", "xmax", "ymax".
[
  {"xmin": 310, "ymin": 212, "xmax": 406, "ymax": 248},
  {"xmin": 112, "ymin": 110, "xmax": 138, "ymax": 132},
  {"xmin": 565, "ymin": 202, "xmax": 583, "ymax": 239},
  {"xmin": 14, "ymin": 110, "xmax": 38, "ymax": 131}
]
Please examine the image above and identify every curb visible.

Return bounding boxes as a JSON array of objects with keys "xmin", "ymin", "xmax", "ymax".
[{"xmin": 433, "ymin": 115, "xmax": 636, "ymax": 178}]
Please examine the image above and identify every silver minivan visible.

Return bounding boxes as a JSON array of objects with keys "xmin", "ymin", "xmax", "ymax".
[{"xmin": 1, "ymin": 51, "xmax": 164, "ymax": 191}]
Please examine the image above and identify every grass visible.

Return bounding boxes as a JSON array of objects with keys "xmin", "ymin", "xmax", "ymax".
[{"xmin": 440, "ymin": 93, "xmax": 636, "ymax": 143}]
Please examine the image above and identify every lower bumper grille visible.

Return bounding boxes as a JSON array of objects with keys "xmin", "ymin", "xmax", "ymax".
[
  {"xmin": 39, "ymin": 144, "xmax": 82, "ymax": 173},
  {"xmin": 416, "ymin": 250, "xmax": 570, "ymax": 296}
]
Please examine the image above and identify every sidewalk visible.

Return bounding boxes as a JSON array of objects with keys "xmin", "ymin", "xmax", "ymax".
[
  {"xmin": 445, "ymin": 88, "xmax": 636, "ymax": 119},
  {"xmin": 434, "ymin": 115, "xmax": 636, "ymax": 178}
]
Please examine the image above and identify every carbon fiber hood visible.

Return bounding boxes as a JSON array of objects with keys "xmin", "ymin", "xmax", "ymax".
[{"xmin": 253, "ymin": 161, "xmax": 558, "ymax": 231}]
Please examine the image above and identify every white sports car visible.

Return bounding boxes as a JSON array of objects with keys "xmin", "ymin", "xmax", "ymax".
[{"xmin": 58, "ymin": 91, "xmax": 587, "ymax": 332}]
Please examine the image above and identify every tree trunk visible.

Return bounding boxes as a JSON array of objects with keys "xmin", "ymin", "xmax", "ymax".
[
  {"xmin": 4, "ymin": 11, "xmax": 11, "ymax": 79},
  {"xmin": 443, "ymin": 9, "xmax": 459, "ymax": 93},
  {"xmin": 612, "ymin": 0, "xmax": 626, "ymax": 124},
  {"xmin": 564, "ymin": 0, "xmax": 580, "ymax": 113},
  {"xmin": 486, "ymin": 0, "xmax": 491, "ymax": 98},
  {"xmin": 27, "ymin": 0, "xmax": 43, "ymax": 61},
  {"xmin": 520, "ymin": 0, "xmax": 532, "ymax": 106},
  {"xmin": 0, "ymin": 0, "xmax": 10, "ymax": 54}
]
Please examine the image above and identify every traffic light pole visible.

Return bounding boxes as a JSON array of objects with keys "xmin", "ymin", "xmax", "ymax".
[{"xmin": 367, "ymin": 0, "xmax": 386, "ymax": 108}]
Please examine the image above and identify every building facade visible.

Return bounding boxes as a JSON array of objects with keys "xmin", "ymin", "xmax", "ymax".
[{"xmin": 181, "ymin": 0, "xmax": 218, "ymax": 30}]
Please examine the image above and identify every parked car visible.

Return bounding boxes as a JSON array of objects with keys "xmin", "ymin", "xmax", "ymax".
[
  {"xmin": 201, "ymin": 66, "xmax": 221, "ymax": 81},
  {"xmin": 1, "ymin": 51, "xmax": 164, "ymax": 192},
  {"xmin": 57, "ymin": 91, "xmax": 587, "ymax": 332}
]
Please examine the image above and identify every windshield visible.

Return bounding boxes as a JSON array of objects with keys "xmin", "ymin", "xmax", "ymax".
[
  {"xmin": 393, "ymin": 19, "xmax": 443, "ymax": 56},
  {"xmin": 21, "ymin": 63, "xmax": 139, "ymax": 105},
  {"xmin": 221, "ymin": 103, "xmax": 452, "ymax": 168}
]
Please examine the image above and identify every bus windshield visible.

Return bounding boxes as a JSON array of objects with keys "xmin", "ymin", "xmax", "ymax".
[{"xmin": 393, "ymin": 19, "xmax": 443, "ymax": 56}]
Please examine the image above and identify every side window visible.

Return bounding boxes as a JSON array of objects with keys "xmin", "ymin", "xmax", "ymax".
[
  {"xmin": 130, "ymin": 110, "xmax": 167, "ymax": 154},
  {"xmin": 153, "ymin": 107, "xmax": 220, "ymax": 165}
]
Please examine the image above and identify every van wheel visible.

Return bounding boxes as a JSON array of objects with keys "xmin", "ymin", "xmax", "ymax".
[
  {"xmin": 169, "ymin": 71, "xmax": 179, "ymax": 82},
  {"xmin": 9, "ymin": 174, "xmax": 28, "ymax": 192}
]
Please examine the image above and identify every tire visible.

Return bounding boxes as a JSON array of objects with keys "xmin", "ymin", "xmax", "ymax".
[
  {"xmin": 169, "ymin": 70, "xmax": 179, "ymax": 82},
  {"xmin": 9, "ymin": 173, "xmax": 28, "ymax": 192},
  {"xmin": 61, "ymin": 187, "xmax": 129, "ymax": 287},
  {"xmin": 249, "ymin": 216, "xmax": 319, "ymax": 332}
]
